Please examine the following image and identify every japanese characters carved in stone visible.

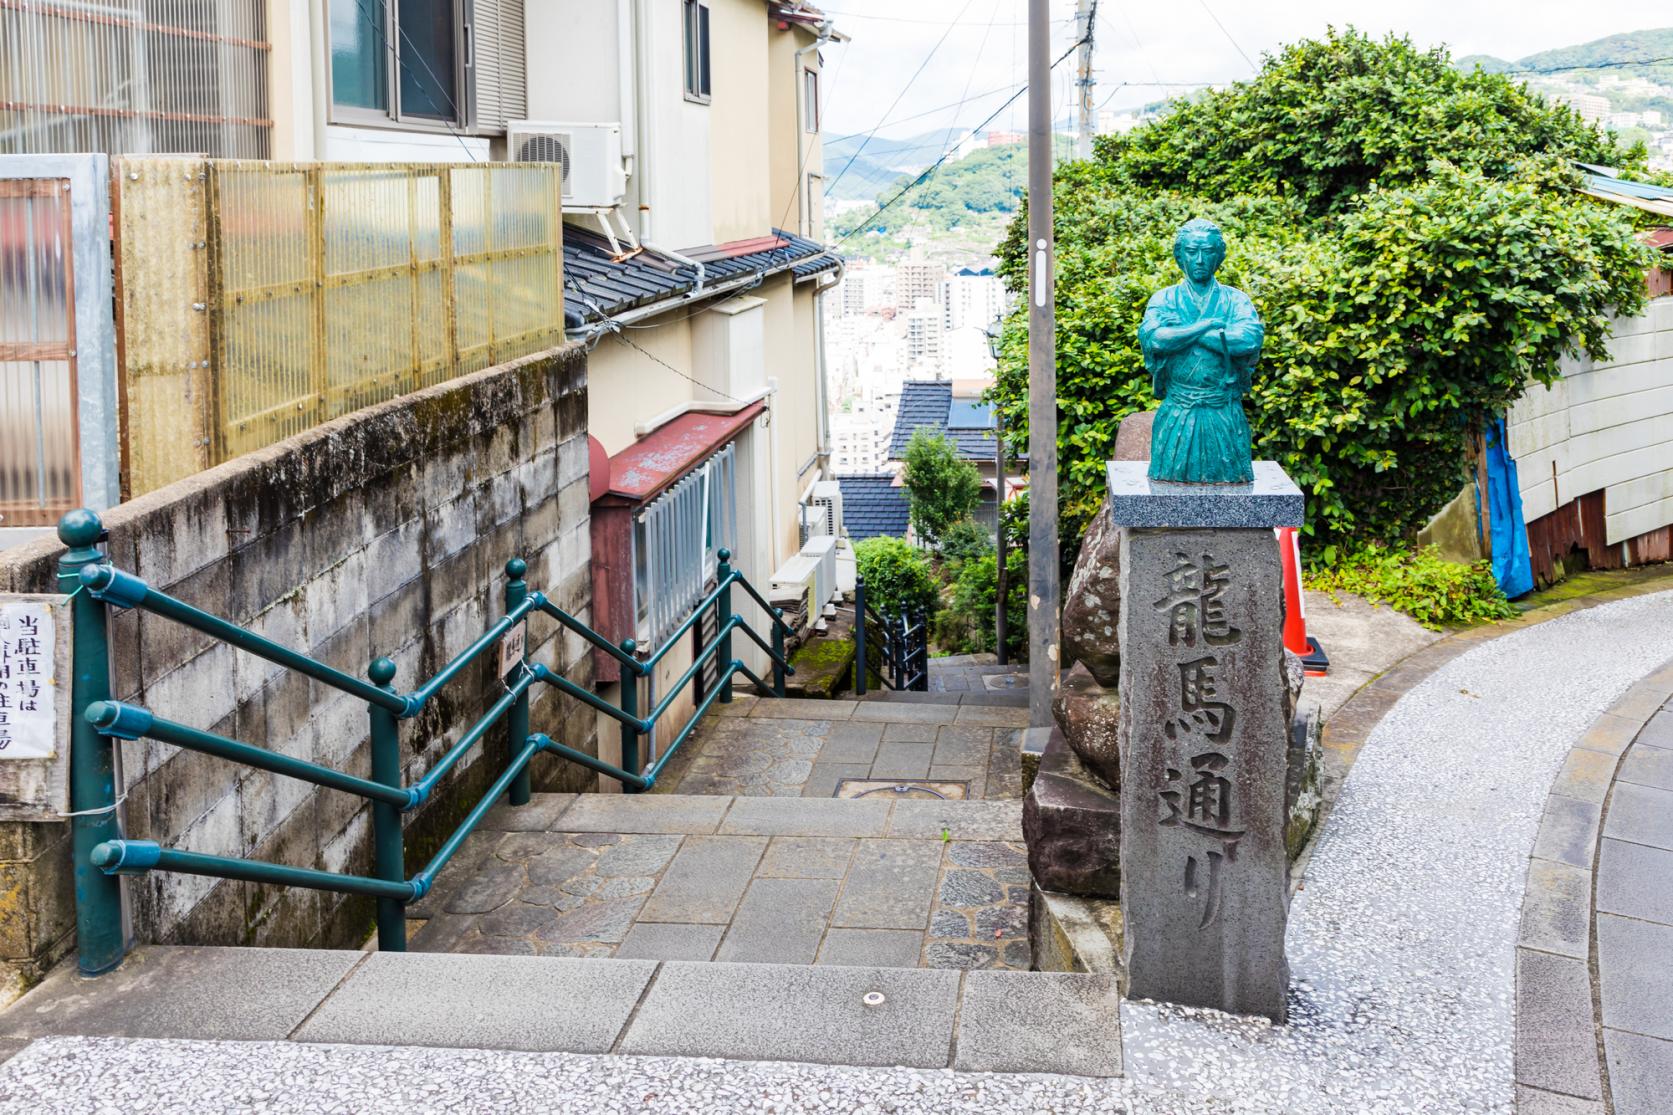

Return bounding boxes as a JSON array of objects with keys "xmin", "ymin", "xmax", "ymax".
[{"xmin": 1140, "ymin": 219, "xmax": 1265, "ymax": 484}]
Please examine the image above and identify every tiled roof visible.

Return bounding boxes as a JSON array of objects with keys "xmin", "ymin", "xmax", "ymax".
[
  {"xmin": 564, "ymin": 228, "xmax": 838, "ymax": 329},
  {"xmin": 888, "ymin": 380, "xmax": 997, "ymax": 461},
  {"xmin": 836, "ymin": 474, "xmax": 909, "ymax": 540}
]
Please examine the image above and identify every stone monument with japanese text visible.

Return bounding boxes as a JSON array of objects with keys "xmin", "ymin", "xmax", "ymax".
[{"xmin": 1112, "ymin": 217, "xmax": 1300, "ymax": 1022}]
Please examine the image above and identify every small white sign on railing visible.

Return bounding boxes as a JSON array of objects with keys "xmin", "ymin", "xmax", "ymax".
[
  {"xmin": 498, "ymin": 621, "xmax": 527, "ymax": 680},
  {"xmin": 0, "ymin": 595, "xmax": 72, "ymax": 820}
]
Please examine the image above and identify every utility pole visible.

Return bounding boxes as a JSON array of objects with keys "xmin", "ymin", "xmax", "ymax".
[
  {"xmin": 1075, "ymin": 0, "xmax": 1098, "ymax": 160},
  {"xmin": 1027, "ymin": 0, "xmax": 1060, "ymax": 728},
  {"xmin": 994, "ymin": 406, "xmax": 1007, "ymax": 666}
]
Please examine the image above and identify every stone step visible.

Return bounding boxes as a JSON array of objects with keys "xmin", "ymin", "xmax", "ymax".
[
  {"xmin": 0, "ymin": 945, "xmax": 1122, "ymax": 1077},
  {"xmin": 485, "ymin": 791, "xmax": 1025, "ymax": 837}
]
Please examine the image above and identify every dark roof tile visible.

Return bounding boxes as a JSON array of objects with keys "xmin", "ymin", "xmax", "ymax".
[{"xmin": 836, "ymin": 474, "xmax": 910, "ymax": 540}]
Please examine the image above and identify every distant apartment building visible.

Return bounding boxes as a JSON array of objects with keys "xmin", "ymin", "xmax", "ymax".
[
  {"xmin": 942, "ymin": 266, "xmax": 1007, "ymax": 332},
  {"xmin": 896, "ymin": 256, "xmax": 943, "ymax": 310},
  {"xmin": 830, "ymin": 395, "xmax": 896, "ymax": 473},
  {"xmin": 1564, "ymin": 92, "xmax": 1611, "ymax": 123},
  {"xmin": 984, "ymin": 130, "xmax": 1025, "ymax": 147},
  {"xmin": 904, "ymin": 301, "xmax": 945, "ymax": 374}
]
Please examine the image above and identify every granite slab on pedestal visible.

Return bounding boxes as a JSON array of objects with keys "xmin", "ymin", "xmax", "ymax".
[
  {"xmin": 1106, "ymin": 460, "xmax": 1302, "ymax": 529},
  {"xmin": 1113, "ymin": 460, "xmax": 1297, "ymax": 1023}
]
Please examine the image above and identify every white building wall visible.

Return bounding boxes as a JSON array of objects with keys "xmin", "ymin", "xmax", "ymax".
[{"xmin": 1507, "ymin": 297, "xmax": 1673, "ymax": 544}]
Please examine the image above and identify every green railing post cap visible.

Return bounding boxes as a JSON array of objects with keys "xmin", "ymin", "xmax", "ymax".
[
  {"xmin": 57, "ymin": 508, "xmax": 104, "ymax": 547},
  {"xmin": 368, "ymin": 657, "xmax": 397, "ymax": 686},
  {"xmin": 506, "ymin": 557, "xmax": 527, "ymax": 579}
]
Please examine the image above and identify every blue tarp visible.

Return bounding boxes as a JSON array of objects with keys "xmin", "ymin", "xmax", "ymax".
[{"xmin": 1483, "ymin": 418, "xmax": 1534, "ymax": 599}]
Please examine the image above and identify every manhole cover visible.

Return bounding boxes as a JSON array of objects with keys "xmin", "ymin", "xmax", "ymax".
[
  {"xmin": 834, "ymin": 779, "xmax": 968, "ymax": 801},
  {"xmin": 983, "ymin": 673, "xmax": 1026, "ymax": 690}
]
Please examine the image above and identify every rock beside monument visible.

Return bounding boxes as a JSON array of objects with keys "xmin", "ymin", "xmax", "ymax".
[
  {"xmin": 1284, "ymin": 648, "xmax": 1304, "ymax": 724},
  {"xmin": 1061, "ymin": 500, "xmax": 1122, "ymax": 687},
  {"xmin": 1112, "ymin": 410, "xmax": 1155, "ymax": 463},
  {"xmin": 1285, "ymin": 701, "xmax": 1324, "ymax": 861},
  {"xmin": 1051, "ymin": 662, "xmax": 1121, "ymax": 790},
  {"xmin": 1022, "ymin": 728, "xmax": 1122, "ymax": 899}
]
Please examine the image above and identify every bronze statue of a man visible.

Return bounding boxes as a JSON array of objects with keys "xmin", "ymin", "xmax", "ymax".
[{"xmin": 1139, "ymin": 218, "xmax": 1265, "ymax": 484}]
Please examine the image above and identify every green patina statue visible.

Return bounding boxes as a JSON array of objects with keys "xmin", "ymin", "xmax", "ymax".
[{"xmin": 1140, "ymin": 218, "xmax": 1265, "ymax": 484}]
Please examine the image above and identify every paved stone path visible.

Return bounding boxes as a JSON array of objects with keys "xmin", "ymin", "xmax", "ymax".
[
  {"xmin": 406, "ymin": 793, "xmax": 1035, "ymax": 970},
  {"xmin": 652, "ymin": 695, "xmax": 1028, "ymax": 800}
]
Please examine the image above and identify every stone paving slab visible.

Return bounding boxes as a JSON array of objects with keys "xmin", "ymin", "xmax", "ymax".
[
  {"xmin": 293, "ymin": 953, "xmax": 656, "ymax": 1052},
  {"xmin": 0, "ymin": 946, "xmax": 362, "ymax": 1043},
  {"xmin": 953, "ymin": 971, "xmax": 1121, "ymax": 1077},
  {"xmin": 1604, "ymin": 1028, "xmax": 1673, "ymax": 1115},
  {"xmin": 1597, "ymin": 913, "xmax": 1673, "ymax": 1042},
  {"xmin": 616, "ymin": 961, "xmax": 962, "ymax": 1068},
  {"xmin": 888, "ymin": 799, "xmax": 1024, "ymax": 841},
  {"xmin": 639, "ymin": 836, "xmax": 767, "ymax": 924},
  {"xmin": 719, "ymin": 796, "xmax": 892, "ymax": 837},
  {"xmin": 559, "ymin": 794, "xmax": 731, "ymax": 834}
]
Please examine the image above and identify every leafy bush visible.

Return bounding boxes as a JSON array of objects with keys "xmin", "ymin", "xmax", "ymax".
[
  {"xmin": 901, "ymin": 430, "xmax": 983, "ymax": 546},
  {"xmin": 1306, "ymin": 544, "xmax": 1516, "ymax": 630},
  {"xmin": 854, "ymin": 536, "xmax": 939, "ymax": 618},
  {"xmin": 938, "ymin": 518, "xmax": 993, "ymax": 574},
  {"xmin": 936, "ymin": 552, "xmax": 1028, "ymax": 658},
  {"xmin": 992, "ymin": 30, "xmax": 1651, "ymax": 554}
]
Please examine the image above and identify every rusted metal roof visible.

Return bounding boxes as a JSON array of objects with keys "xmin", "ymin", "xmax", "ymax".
[{"xmin": 597, "ymin": 403, "xmax": 766, "ymax": 506}]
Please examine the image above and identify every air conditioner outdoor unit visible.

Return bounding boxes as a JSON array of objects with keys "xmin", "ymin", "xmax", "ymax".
[
  {"xmin": 506, "ymin": 121, "xmax": 626, "ymax": 209},
  {"xmin": 801, "ymin": 535, "xmax": 838, "ymax": 616},
  {"xmin": 806, "ymin": 480, "xmax": 844, "ymax": 538},
  {"xmin": 770, "ymin": 555, "xmax": 821, "ymax": 632}
]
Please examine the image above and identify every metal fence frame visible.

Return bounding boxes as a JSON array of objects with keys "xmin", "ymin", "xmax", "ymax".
[{"xmin": 0, "ymin": 153, "xmax": 118, "ymax": 536}]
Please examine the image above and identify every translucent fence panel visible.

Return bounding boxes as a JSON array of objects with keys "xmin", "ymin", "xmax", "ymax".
[
  {"xmin": 0, "ymin": 178, "xmax": 79, "ymax": 527},
  {"xmin": 117, "ymin": 159, "xmax": 564, "ymax": 494}
]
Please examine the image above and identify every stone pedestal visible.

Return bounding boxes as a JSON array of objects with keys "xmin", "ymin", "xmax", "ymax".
[
  {"xmin": 1022, "ymin": 727, "xmax": 1121, "ymax": 898},
  {"xmin": 1111, "ymin": 461, "xmax": 1301, "ymax": 1023}
]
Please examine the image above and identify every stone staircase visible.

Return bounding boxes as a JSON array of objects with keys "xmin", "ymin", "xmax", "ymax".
[{"xmin": 0, "ymin": 674, "xmax": 1127, "ymax": 1078}]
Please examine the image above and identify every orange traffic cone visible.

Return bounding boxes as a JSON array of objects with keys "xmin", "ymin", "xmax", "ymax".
[{"xmin": 1278, "ymin": 526, "xmax": 1329, "ymax": 676}]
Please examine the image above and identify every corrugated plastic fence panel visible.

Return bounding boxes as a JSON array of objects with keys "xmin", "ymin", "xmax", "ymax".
[
  {"xmin": 0, "ymin": 1, "xmax": 271, "ymax": 158},
  {"xmin": 117, "ymin": 158, "xmax": 562, "ymax": 493},
  {"xmin": 0, "ymin": 177, "xmax": 79, "ymax": 526}
]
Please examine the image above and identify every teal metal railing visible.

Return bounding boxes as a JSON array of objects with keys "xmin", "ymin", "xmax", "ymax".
[
  {"xmin": 53, "ymin": 508, "xmax": 793, "ymax": 975},
  {"xmin": 851, "ymin": 577, "xmax": 928, "ymax": 696}
]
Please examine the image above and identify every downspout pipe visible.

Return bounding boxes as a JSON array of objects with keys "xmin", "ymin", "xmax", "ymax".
[{"xmin": 633, "ymin": 0, "xmax": 656, "ymax": 245}]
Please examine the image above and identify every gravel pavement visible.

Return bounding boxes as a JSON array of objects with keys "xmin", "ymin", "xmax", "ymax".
[{"xmin": 2, "ymin": 592, "xmax": 1669, "ymax": 1114}]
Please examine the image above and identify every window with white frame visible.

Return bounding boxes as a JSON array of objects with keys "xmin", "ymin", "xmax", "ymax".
[
  {"xmin": 803, "ymin": 69, "xmax": 819, "ymax": 132},
  {"xmin": 327, "ymin": 0, "xmax": 526, "ymax": 131},
  {"xmin": 683, "ymin": 0, "xmax": 712, "ymax": 103},
  {"xmin": 632, "ymin": 444, "xmax": 737, "ymax": 644}
]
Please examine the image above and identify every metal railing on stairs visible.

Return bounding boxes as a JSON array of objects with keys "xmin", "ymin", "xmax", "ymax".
[
  {"xmin": 851, "ymin": 577, "xmax": 929, "ymax": 696},
  {"xmin": 52, "ymin": 508, "xmax": 793, "ymax": 975}
]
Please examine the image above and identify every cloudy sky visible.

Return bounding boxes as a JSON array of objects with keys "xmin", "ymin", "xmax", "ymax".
[{"xmin": 815, "ymin": 1, "xmax": 1669, "ymax": 139}]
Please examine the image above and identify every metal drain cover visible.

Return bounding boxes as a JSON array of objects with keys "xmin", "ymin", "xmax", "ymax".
[{"xmin": 834, "ymin": 779, "xmax": 968, "ymax": 801}]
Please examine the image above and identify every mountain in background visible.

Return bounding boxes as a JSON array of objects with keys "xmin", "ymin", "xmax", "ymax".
[
  {"xmin": 825, "ymin": 130, "xmax": 971, "ymax": 202},
  {"xmin": 1459, "ymin": 27, "xmax": 1673, "ymax": 84}
]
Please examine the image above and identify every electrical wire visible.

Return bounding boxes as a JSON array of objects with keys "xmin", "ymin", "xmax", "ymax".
[
  {"xmin": 351, "ymin": 0, "xmax": 480, "ymax": 163},
  {"xmin": 824, "ymin": 0, "xmax": 981, "ymax": 198},
  {"xmin": 833, "ymin": 31, "xmax": 1090, "ymax": 251},
  {"xmin": 1193, "ymin": 0, "xmax": 1255, "ymax": 73}
]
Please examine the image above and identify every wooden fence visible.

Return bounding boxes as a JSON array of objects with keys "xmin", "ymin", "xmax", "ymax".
[{"xmin": 115, "ymin": 158, "xmax": 564, "ymax": 495}]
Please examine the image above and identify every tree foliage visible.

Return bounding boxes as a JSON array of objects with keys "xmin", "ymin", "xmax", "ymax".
[
  {"xmin": 853, "ymin": 536, "xmax": 938, "ymax": 618},
  {"xmin": 994, "ymin": 29, "xmax": 1652, "ymax": 552},
  {"xmin": 900, "ymin": 430, "xmax": 983, "ymax": 546}
]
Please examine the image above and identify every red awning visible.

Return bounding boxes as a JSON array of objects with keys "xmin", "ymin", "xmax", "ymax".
[{"xmin": 597, "ymin": 403, "xmax": 765, "ymax": 506}]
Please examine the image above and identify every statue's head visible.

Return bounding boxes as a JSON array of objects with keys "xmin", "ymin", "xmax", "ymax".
[{"xmin": 1173, "ymin": 218, "xmax": 1226, "ymax": 284}]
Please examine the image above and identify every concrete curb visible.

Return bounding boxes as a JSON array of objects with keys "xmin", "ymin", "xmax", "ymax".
[{"xmin": 1513, "ymin": 659, "xmax": 1673, "ymax": 1114}]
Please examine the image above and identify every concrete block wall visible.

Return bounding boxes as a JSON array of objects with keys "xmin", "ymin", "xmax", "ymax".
[{"xmin": 0, "ymin": 343, "xmax": 595, "ymax": 982}]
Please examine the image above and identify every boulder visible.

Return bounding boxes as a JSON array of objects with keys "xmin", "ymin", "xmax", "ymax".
[
  {"xmin": 1283, "ymin": 647, "xmax": 1304, "ymax": 725},
  {"xmin": 1061, "ymin": 500, "xmax": 1122, "ymax": 687},
  {"xmin": 1285, "ymin": 701, "xmax": 1324, "ymax": 861},
  {"xmin": 1112, "ymin": 409, "xmax": 1155, "ymax": 463},
  {"xmin": 1050, "ymin": 662, "xmax": 1121, "ymax": 790},
  {"xmin": 1022, "ymin": 727, "xmax": 1121, "ymax": 899}
]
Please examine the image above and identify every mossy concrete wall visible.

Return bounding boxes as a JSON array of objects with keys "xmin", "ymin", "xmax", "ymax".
[{"xmin": 0, "ymin": 344, "xmax": 596, "ymax": 988}]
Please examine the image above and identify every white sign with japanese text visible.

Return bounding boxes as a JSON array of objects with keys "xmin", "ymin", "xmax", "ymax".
[
  {"xmin": 0, "ymin": 599, "xmax": 57, "ymax": 759},
  {"xmin": 0, "ymin": 595, "xmax": 72, "ymax": 820}
]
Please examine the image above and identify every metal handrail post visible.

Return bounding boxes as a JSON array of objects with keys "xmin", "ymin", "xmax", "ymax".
[
  {"xmin": 715, "ymin": 549, "xmax": 734, "ymax": 704},
  {"xmin": 619, "ymin": 639, "xmax": 641, "ymax": 792},
  {"xmin": 853, "ymin": 578, "xmax": 867, "ymax": 697},
  {"xmin": 367, "ymin": 656, "xmax": 406, "ymax": 951},
  {"xmin": 771, "ymin": 608, "xmax": 787, "ymax": 698},
  {"xmin": 58, "ymin": 511, "xmax": 125, "ymax": 975},
  {"xmin": 892, "ymin": 615, "xmax": 904, "ymax": 691},
  {"xmin": 504, "ymin": 559, "xmax": 531, "ymax": 807}
]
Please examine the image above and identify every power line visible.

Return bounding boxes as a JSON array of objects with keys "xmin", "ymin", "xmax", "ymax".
[
  {"xmin": 834, "ymin": 32, "xmax": 1089, "ymax": 250},
  {"xmin": 1193, "ymin": 0, "xmax": 1255, "ymax": 73},
  {"xmin": 823, "ymin": 0, "xmax": 980, "ymax": 198},
  {"xmin": 351, "ymin": 0, "xmax": 480, "ymax": 163},
  {"xmin": 1503, "ymin": 54, "xmax": 1673, "ymax": 75}
]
